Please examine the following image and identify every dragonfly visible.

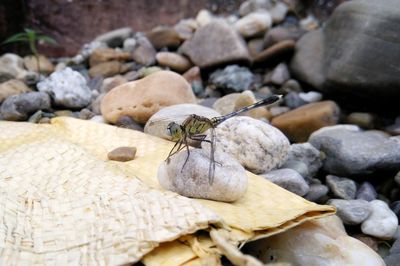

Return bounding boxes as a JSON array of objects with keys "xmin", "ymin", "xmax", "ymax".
[{"xmin": 165, "ymin": 94, "xmax": 282, "ymax": 184}]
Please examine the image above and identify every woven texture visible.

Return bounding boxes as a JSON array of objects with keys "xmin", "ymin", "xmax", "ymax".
[{"xmin": 0, "ymin": 117, "xmax": 335, "ymax": 265}]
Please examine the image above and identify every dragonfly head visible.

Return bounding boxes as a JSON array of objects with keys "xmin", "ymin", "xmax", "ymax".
[{"xmin": 167, "ymin": 122, "xmax": 183, "ymax": 141}]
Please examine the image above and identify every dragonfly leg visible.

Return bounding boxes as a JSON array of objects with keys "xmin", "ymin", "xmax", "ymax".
[
  {"xmin": 181, "ymin": 137, "xmax": 191, "ymax": 172},
  {"xmin": 166, "ymin": 138, "xmax": 184, "ymax": 163}
]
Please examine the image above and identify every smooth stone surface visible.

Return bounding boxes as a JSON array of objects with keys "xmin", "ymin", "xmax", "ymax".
[
  {"xmin": 37, "ymin": 67, "xmax": 92, "ymax": 108},
  {"xmin": 0, "ymin": 92, "xmax": 51, "ymax": 121},
  {"xmin": 265, "ymin": 63, "xmax": 290, "ymax": 85},
  {"xmin": 264, "ymin": 26, "xmax": 305, "ymax": 48},
  {"xmin": 155, "ymin": 52, "xmax": 192, "ymax": 72},
  {"xmin": 234, "ymin": 11, "xmax": 272, "ymax": 38},
  {"xmin": 281, "ymin": 143, "xmax": 323, "ymax": 178},
  {"xmin": 246, "ymin": 215, "xmax": 385, "ymax": 266},
  {"xmin": 261, "ymin": 168, "xmax": 309, "ymax": 196},
  {"xmin": 283, "ymin": 92, "xmax": 307, "ymax": 109},
  {"xmin": 299, "ymin": 91, "xmax": 323, "ymax": 103},
  {"xmin": 23, "ymin": 55, "xmax": 55, "ymax": 74},
  {"xmin": 174, "ymin": 18, "xmax": 197, "ymax": 40},
  {"xmin": 101, "ymin": 71, "xmax": 196, "ymax": 124},
  {"xmin": 233, "ymin": 90, "xmax": 271, "ymax": 120},
  {"xmin": 144, "ymin": 104, "xmax": 220, "ymax": 140},
  {"xmin": 180, "ymin": 19, "xmax": 251, "ymax": 68},
  {"xmin": 290, "ymin": 0, "xmax": 400, "ymax": 106},
  {"xmin": 271, "ymin": 101, "xmax": 340, "ymax": 142},
  {"xmin": 209, "ymin": 65, "xmax": 254, "ymax": 93},
  {"xmin": 89, "ymin": 61, "xmax": 124, "ymax": 78},
  {"xmin": 305, "ymin": 184, "xmax": 329, "ymax": 203},
  {"xmin": 146, "ymin": 26, "xmax": 181, "ymax": 49},
  {"xmin": 328, "ymin": 199, "xmax": 371, "ymax": 225},
  {"xmin": 346, "ymin": 112, "xmax": 375, "ymax": 129},
  {"xmin": 361, "ymin": 200, "xmax": 398, "ymax": 240},
  {"xmin": 0, "ymin": 79, "xmax": 32, "ymax": 103},
  {"xmin": 202, "ymin": 116, "xmax": 290, "ymax": 174},
  {"xmin": 326, "ymin": 175, "xmax": 357, "ymax": 200},
  {"xmin": 356, "ymin": 182, "xmax": 378, "ymax": 202},
  {"xmin": 253, "ymin": 40, "xmax": 295, "ymax": 63},
  {"xmin": 89, "ymin": 47, "xmax": 131, "ymax": 67},
  {"xmin": 269, "ymin": 2, "xmax": 288, "ymax": 23},
  {"xmin": 212, "ymin": 93, "xmax": 241, "ymax": 115},
  {"xmin": 0, "ymin": 53, "xmax": 31, "ymax": 82},
  {"xmin": 107, "ymin": 146, "xmax": 137, "ymax": 162},
  {"xmin": 239, "ymin": 0, "xmax": 273, "ymax": 16},
  {"xmin": 158, "ymin": 148, "xmax": 248, "ymax": 202},
  {"xmin": 309, "ymin": 125, "xmax": 400, "ymax": 175},
  {"xmin": 391, "ymin": 201, "xmax": 400, "ymax": 219},
  {"xmin": 182, "ymin": 66, "xmax": 203, "ymax": 95},
  {"xmin": 132, "ymin": 33, "xmax": 157, "ymax": 66},
  {"xmin": 93, "ymin": 27, "xmax": 132, "ymax": 47}
]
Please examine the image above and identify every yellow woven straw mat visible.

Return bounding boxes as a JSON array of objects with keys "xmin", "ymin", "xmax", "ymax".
[{"xmin": 0, "ymin": 117, "xmax": 334, "ymax": 265}]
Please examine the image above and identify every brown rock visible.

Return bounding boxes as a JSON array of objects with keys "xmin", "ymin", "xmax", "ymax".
[
  {"xmin": 0, "ymin": 79, "xmax": 32, "ymax": 103},
  {"xmin": 107, "ymin": 146, "xmax": 137, "ymax": 162},
  {"xmin": 100, "ymin": 70, "xmax": 196, "ymax": 124},
  {"xmin": 180, "ymin": 19, "xmax": 251, "ymax": 68},
  {"xmin": 155, "ymin": 52, "xmax": 192, "ymax": 72},
  {"xmin": 264, "ymin": 26, "xmax": 305, "ymax": 48},
  {"xmin": 101, "ymin": 75, "xmax": 128, "ymax": 93},
  {"xmin": 271, "ymin": 101, "xmax": 340, "ymax": 142},
  {"xmin": 351, "ymin": 234, "xmax": 379, "ymax": 252},
  {"xmin": 146, "ymin": 26, "xmax": 181, "ymax": 49},
  {"xmin": 89, "ymin": 61, "xmax": 124, "ymax": 78},
  {"xmin": 247, "ymin": 38, "xmax": 265, "ymax": 58},
  {"xmin": 23, "ymin": 55, "xmax": 55, "ymax": 74},
  {"xmin": 253, "ymin": 40, "xmax": 295, "ymax": 63},
  {"xmin": 89, "ymin": 47, "xmax": 132, "ymax": 67},
  {"xmin": 182, "ymin": 66, "xmax": 201, "ymax": 84}
]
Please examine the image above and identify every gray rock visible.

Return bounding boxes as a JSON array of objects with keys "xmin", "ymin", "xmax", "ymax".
[
  {"xmin": 209, "ymin": 65, "xmax": 254, "ymax": 93},
  {"xmin": 356, "ymin": 182, "xmax": 377, "ymax": 202},
  {"xmin": 385, "ymin": 254, "xmax": 400, "ymax": 266},
  {"xmin": 269, "ymin": 2, "xmax": 288, "ymax": 24},
  {"xmin": 328, "ymin": 199, "xmax": 371, "ymax": 225},
  {"xmin": 234, "ymin": 11, "xmax": 272, "ymax": 38},
  {"xmin": 281, "ymin": 79, "xmax": 302, "ymax": 93},
  {"xmin": 268, "ymin": 63, "xmax": 290, "ymax": 85},
  {"xmin": 93, "ymin": 27, "xmax": 133, "ymax": 47},
  {"xmin": 132, "ymin": 33, "xmax": 156, "ymax": 66},
  {"xmin": 390, "ymin": 238, "xmax": 400, "ymax": 254},
  {"xmin": 390, "ymin": 201, "xmax": 400, "ymax": 219},
  {"xmin": 239, "ymin": 0, "xmax": 274, "ymax": 16},
  {"xmin": 281, "ymin": 143, "xmax": 323, "ymax": 178},
  {"xmin": 72, "ymin": 41, "xmax": 107, "ymax": 64},
  {"xmin": 37, "ymin": 68, "xmax": 92, "ymax": 108},
  {"xmin": 305, "ymin": 184, "xmax": 329, "ymax": 203},
  {"xmin": 290, "ymin": 0, "xmax": 400, "ymax": 107},
  {"xmin": 326, "ymin": 175, "xmax": 357, "ymax": 200},
  {"xmin": 0, "ymin": 92, "xmax": 51, "ymax": 121},
  {"xmin": 395, "ymin": 171, "xmax": 400, "ymax": 186},
  {"xmin": 202, "ymin": 116, "xmax": 290, "ymax": 174},
  {"xmin": 180, "ymin": 19, "xmax": 251, "ymax": 68},
  {"xmin": 361, "ymin": 200, "xmax": 398, "ymax": 239},
  {"xmin": 261, "ymin": 168, "xmax": 309, "ymax": 196},
  {"xmin": 158, "ymin": 148, "xmax": 247, "ymax": 202},
  {"xmin": 309, "ymin": 126, "xmax": 400, "ymax": 175},
  {"xmin": 144, "ymin": 104, "xmax": 220, "ymax": 141},
  {"xmin": 284, "ymin": 92, "xmax": 307, "ymax": 109}
]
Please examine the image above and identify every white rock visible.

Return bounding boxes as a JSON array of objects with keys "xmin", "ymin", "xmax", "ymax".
[
  {"xmin": 234, "ymin": 11, "xmax": 272, "ymax": 38},
  {"xmin": 299, "ymin": 91, "xmax": 323, "ymax": 103},
  {"xmin": 196, "ymin": 9, "xmax": 215, "ymax": 27},
  {"xmin": 239, "ymin": 0, "xmax": 274, "ymax": 16},
  {"xmin": 158, "ymin": 148, "xmax": 247, "ymax": 202},
  {"xmin": 123, "ymin": 38, "xmax": 137, "ymax": 53},
  {"xmin": 0, "ymin": 53, "xmax": 30, "ymax": 81},
  {"xmin": 37, "ymin": 67, "xmax": 92, "ymax": 108},
  {"xmin": 90, "ymin": 115, "xmax": 107, "ymax": 124},
  {"xmin": 261, "ymin": 168, "xmax": 309, "ymax": 196},
  {"xmin": 245, "ymin": 215, "xmax": 385, "ymax": 266},
  {"xmin": 269, "ymin": 2, "xmax": 288, "ymax": 23},
  {"xmin": 203, "ymin": 116, "xmax": 290, "ymax": 174},
  {"xmin": 361, "ymin": 200, "xmax": 398, "ymax": 239},
  {"xmin": 145, "ymin": 104, "xmax": 220, "ymax": 141}
]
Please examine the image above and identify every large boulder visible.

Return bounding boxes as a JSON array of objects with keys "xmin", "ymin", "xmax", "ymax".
[{"xmin": 290, "ymin": 0, "xmax": 400, "ymax": 109}]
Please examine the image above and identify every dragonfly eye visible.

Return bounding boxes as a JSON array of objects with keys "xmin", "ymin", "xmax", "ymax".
[{"xmin": 167, "ymin": 122, "xmax": 182, "ymax": 140}]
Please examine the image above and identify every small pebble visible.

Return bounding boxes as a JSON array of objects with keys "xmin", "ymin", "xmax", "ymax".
[
  {"xmin": 298, "ymin": 91, "xmax": 323, "ymax": 103},
  {"xmin": 326, "ymin": 175, "xmax": 357, "ymax": 200},
  {"xmin": 262, "ymin": 168, "xmax": 309, "ymax": 196},
  {"xmin": 107, "ymin": 147, "xmax": 137, "ymax": 162},
  {"xmin": 281, "ymin": 143, "xmax": 323, "ymax": 178},
  {"xmin": 328, "ymin": 199, "xmax": 371, "ymax": 225},
  {"xmin": 304, "ymin": 184, "xmax": 329, "ymax": 203},
  {"xmin": 356, "ymin": 182, "xmax": 378, "ymax": 201},
  {"xmin": 347, "ymin": 112, "xmax": 375, "ymax": 129}
]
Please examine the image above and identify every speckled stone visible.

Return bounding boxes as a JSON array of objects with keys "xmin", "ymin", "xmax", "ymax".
[{"xmin": 326, "ymin": 175, "xmax": 357, "ymax": 200}]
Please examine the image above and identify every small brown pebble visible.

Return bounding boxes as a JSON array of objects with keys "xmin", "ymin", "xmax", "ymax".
[
  {"xmin": 38, "ymin": 117, "xmax": 51, "ymax": 124},
  {"xmin": 108, "ymin": 147, "xmax": 137, "ymax": 162}
]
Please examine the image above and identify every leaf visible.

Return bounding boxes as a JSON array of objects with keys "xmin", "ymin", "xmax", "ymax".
[
  {"xmin": 2, "ymin": 33, "xmax": 29, "ymax": 44},
  {"xmin": 37, "ymin": 35, "xmax": 57, "ymax": 45}
]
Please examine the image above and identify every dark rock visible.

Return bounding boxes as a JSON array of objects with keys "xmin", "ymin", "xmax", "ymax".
[
  {"xmin": 290, "ymin": 0, "xmax": 400, "ymax": 110},
  {"xmin": 253, "ymin": 40, "xmax": 295, "ymax": 64},
  {"xmin": 326, "ymin": 175, "xmax": 357, "ymax": 200},
  {"xmin": 309, "ymin": 126, "xmax": 400, "ymax": 175},
  {"xmin": 284, "ymin": 92, "xmax": 307, "ymax": 109},
  {"xmin": 0, "ymin": 92, "xmax": 51, "ymax": 121},
  {"xmin": 180, "ymin": 20, "xmax": 251, "ymax": 68},
  {"xmin": 261, "ymin": 168, "xmax": 310, "ymax": 196},
  {"xmin": 390, "ymin": 201, "xmax": 400, "ymax": 219},
  {"xmin": 209, "ymin": 65, "xmax": 254, "ymax": 93},
  {"xmin": 356, "ymin": 182, "xmax": 377, "ymax": 202}
]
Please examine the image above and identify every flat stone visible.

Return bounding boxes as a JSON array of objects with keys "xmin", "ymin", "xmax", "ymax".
[
  {"xmin": 271, "ymin": 101, "xmax": 340, "ymax": 142},
  {"xmin": 253, "ymin": 40, "xmax": 295, "ymax": 63},
  {"xmin": 239, "ymin": 0, "xmax": 273, "ymax": 16},
  {"xmin": 93, "ymin": 27, "xmax": 133, "ymax": 47},
  {"xmin": 89, "ymin": 61, "xmax": 124, "ymax": 78},
  {"xmin": 0, "ymin": 79, "xmax": 32, "ymax": 103},
  {"xmin": 89, "ymin": 47, "xmax": 131, "ymax": 67},
  {"xmin": 0, "ymin": 92, "xmax": 51, "ymax": 121},
  {"xmin": 0, "ymin": 53, "xmax": 32, "ymax": 82},
  {"xmin": 346, "ymin": 112, "xmax": 375, "ymax": 129},
  {"xmin": 361, "ymin": 200, "xmax": 398, "ymax": 240},
  {"xmin": 101, "ymin": 71, "xmax": 196, "ymax": 124},
  {"xmin": 309, "ymin": 125, "xmax": 400, "ymax": 175},
  {"xmin": 202, "ymin": 116, "xmax": 290, "ymax": 174},
  {"xmin": 37, "ymin": 67, "xmax": 92, "ymax": 109},
  {"xmin": 281, "ymin": 143, "xmax": 323, "ymax": 178},
  {"xmin": 132, "ymin": 33, "xmax": 156, "ymax": 66},
  {"xmin": 328, "ymin": 199, "xmax": 371, "ymax": 225},
  {"xmin": 180, "ymin": 19, "xmax": 251, "ymax": 68},
  {"xmin": 264, "ymin": 26, "xmax": 306, "ymax": 48},
  {"xmin": 158, "ymin": 148, "xmax": 247, "ymax": 202},
  {"xmin": 107, "ymin": 147, "xmax": 137, "ymax": 162},
  {"xmin": 23, "ymin": 55, "xmax": 55, "ymax": 74},
  {"xmin": 155, "ymin": 52, "xmax": 192, "ymax": 73},
  {"xmin": 262, "ymin": 168, "xmax": 309, "ymax": 196},
  {"xmin": 146, "ymin": 26, "xmax": 181, "ymax": 49},
  {"xmin": 326, "ymin": 175, "xmax": 357, "ymax": 200},
  {"xmin": 234, "ymin": 11, "xmax": 272, "ymax": 38},
  {"xmin": 209, "ymin": 65, "xmax": 254, "ymax": 93}
]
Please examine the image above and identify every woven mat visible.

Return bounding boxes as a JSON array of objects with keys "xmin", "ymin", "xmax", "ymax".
[{"xmin": 0, "ymin": 117, "xmax": 334, "ymax": 265}]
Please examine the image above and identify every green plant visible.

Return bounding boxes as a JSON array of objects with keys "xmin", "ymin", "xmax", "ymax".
[{"xmin": 2, "ymin": 28, "xmax": 57, "ymax": 73}]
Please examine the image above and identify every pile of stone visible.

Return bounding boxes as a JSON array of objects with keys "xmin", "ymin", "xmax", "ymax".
[{"xmin": 0, "ymin": 0, "xmax": 399, "ymax": 264}]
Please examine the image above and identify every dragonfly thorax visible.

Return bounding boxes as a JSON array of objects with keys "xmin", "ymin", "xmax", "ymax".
[{"xmin": 167, "ymin": 122, "xmax": 184, "ymax": 141}]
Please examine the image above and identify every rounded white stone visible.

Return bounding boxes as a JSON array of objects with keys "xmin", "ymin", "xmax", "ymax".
[
  {"xmin": 361, "ymin": 200, "xmax": 398, "ymax": 239},
  {"xmin": 234, "ymin": 11, "xmax": 272, "ymax": 38}
]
